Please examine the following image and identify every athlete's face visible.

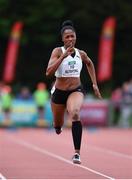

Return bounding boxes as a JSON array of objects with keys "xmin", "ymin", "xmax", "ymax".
[{"xmin": 62, "ymin": 29, "xmax": 76, "ymax": 48}]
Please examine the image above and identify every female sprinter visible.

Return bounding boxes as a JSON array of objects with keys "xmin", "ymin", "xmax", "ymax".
[{"xmin": 46, "ymin": 20, "xmax": 102, "ymax": 164}]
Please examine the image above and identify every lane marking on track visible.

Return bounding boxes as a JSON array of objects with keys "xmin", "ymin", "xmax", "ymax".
[
  {"xmin": 48, "ymin": 132, "xmax": 132, "ymax": 160},
  {"xmin": 86, "ymin": 145, "xmax": 132, "ymax": 160},
  {"xmin": 49, "ymin": 134, "xmax": 132, "ymax": 160},
  {"xmin": 8, "ymin": 136, "xmax": 115, "ymax": 180},
  {"xmin": 0, "ymin": 173, "xmax": 7, "ymax": 180}
]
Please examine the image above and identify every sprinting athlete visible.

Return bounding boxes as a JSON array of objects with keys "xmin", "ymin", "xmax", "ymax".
[{"xmin": 46, "ymin": 20, "xmax": 102, "ymax": 164}]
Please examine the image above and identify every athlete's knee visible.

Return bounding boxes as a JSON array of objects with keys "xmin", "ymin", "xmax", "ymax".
[{"xmin": 69, "ymin": 108, "xmax": 80, "ymax": 121}]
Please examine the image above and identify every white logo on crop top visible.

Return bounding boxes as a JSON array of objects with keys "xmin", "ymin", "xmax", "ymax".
[{"xmin": 65, "ymin": 61, "xmax": 79, "ymax": 74}]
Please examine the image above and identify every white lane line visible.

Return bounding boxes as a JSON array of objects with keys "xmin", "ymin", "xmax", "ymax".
[
  {"xmin": 86, "ymin": 145, "xmax": 132, "ymax": 160},
  {"xmin": 50, "ymin": 133, "xmax": 132, "ymax": 160},
  {"xmin": 53, "ymin": 137, "xmax": 132, "ymax": 160},
  {"xmin": 0, "ymin": 173, "xmax": 7, "ymax": 180},
  {"xmin": 8, "ymin": 137, "xmax": 115, "ymax": 180}
]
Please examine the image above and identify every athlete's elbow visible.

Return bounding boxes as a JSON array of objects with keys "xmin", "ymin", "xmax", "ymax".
[
  {"xmin": 46, "ymin": 71, "xmax": 49, "ymax": 77},
  {"xmin": 46, "ymin": 69, "xmax": 53, "ymax": 77},
  {"xmin": 46, "ymin": 70, "xmax": 51, "ymax": 77}
]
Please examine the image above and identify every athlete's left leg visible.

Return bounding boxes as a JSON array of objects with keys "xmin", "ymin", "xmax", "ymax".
[{"xmin": 66, "ymin": 92, "xmax": 84, "ymax": 163}]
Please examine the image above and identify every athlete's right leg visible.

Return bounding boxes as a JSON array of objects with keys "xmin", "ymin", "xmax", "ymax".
[{"xmin": 51, "ymin": 102, "xmax": 65, "ymax": 134}]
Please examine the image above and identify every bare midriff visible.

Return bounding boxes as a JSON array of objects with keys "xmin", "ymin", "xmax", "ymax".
[{"xmin": 55, "ymin": 77, "xmax": 81, "ymax": 90}]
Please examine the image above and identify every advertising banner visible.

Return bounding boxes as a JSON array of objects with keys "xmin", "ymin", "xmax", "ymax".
[
  {"xmin": 80, "ymin": 100, "xmax": 109, "ymax": 126},
  {"xmin": 97, "ymin": 17, "xmax": 116, "ymax": 82},
  {"xmin": 3, "ymin": 22, "xmax": 23, "ymax": 83}
]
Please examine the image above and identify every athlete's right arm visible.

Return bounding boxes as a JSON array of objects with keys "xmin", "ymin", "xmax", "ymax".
[
  {"xmin": 46, "ymin": 45, "xmax": 74, "ymax": 77},
  {"xmin": 46, "ymin": 47, "xmax": 64, "ymax": 77}
]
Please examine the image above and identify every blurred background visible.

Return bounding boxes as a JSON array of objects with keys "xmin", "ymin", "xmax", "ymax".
[{"xmin": 0, "ymin": 0, "xmax": 132, "ymax": 128}]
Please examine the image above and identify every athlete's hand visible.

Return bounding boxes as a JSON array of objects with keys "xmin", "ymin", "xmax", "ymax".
[
  {"xmin": 62, "ymin": 43, "xmax": 74, "ymax": 58},
  {"xmin": 92, "ymin": 84, "xmax": 102, "ymax": 99}
]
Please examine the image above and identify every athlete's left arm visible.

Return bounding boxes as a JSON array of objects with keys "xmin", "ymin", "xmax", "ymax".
[{"xmin": 80, "ymin": 50, "xmax": 102, "ymax": 99}]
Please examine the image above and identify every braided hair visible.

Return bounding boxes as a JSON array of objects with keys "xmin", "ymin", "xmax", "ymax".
[{"xmin": 61, "ymin": 20, "xmax": 75, "ymax": 36}]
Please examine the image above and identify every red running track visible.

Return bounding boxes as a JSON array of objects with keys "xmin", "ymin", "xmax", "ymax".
[{"xmin": 0, "ymin": 127, "xmax": 132, "ymax": 180}]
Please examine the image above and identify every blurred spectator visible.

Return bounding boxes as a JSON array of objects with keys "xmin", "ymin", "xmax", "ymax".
[
  {"xmin": 17, "ymin": 86, "xmax": 32, "ymax": 100},
  {"xmin": 33, "ymin": 82, "xmax": 49, "ymax": 127},
  {"xmin": 119, "ymin": 80, "xmax": 132, "ymax": 128},
  {"xmin": 111, "ymin": 87, "xmax": 122, "ymax": 125},
  {"xmin": 1, "ymin": 85, "xmax": 13, "ymax": 126}
]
